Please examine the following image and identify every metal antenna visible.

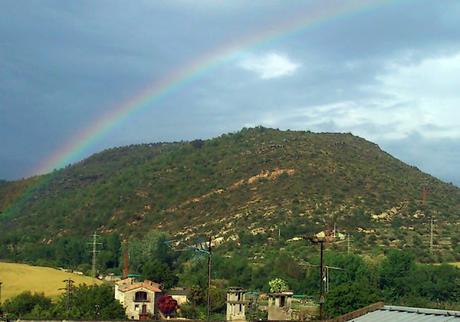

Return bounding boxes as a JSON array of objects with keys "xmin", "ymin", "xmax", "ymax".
[{"xmin": 164, "ymin": 236, "xmax": 213, "ymax": 321}]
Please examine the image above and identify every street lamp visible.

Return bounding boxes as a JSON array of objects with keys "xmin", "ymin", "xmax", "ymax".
[{"xmin": 304, "ymin": 233, "xmax": 335, "ymax": 320}]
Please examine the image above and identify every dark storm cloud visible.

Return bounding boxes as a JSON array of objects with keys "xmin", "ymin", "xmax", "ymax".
[{"xmin": 1, "ymin": 0, "xmax": 460, "ymax": 186}]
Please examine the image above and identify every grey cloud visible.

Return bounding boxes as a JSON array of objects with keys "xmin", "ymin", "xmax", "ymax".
[{"xmin": 1, "ymin": 0, "xmax": 460, "ymax": 187}]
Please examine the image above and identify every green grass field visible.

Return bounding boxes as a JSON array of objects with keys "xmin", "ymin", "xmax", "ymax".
[{"xmin": 0, "ymin": 262, "xmax": 102, "ymax": 303}]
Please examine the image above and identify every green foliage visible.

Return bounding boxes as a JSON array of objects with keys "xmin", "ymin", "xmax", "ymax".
[
  {"xmin": 379, "ymin": 250, "xmax": 416, "ymax": 300},
  {"xmin": 2, "ymin": 291, "xmax": 52, "ymax": 319},
  {"xmin": 269, "ymin": 278, "xmax": 289, "ymax": 293},
  {"xmin": 325, "ymin": 282, "xmax": 380, "ymax": 318},
  {"xmin": 128, "ymin": 230, "xmax": 178, "ymax": 288},
  {"xmin": 56, "ymin": 284, "xmax": 126, "ymax": 320},
  {"xmin": 1, "ymin": 284, "xmax": 125, "ymax": 320},
  {"xmin": 209, "ymin": 281, "xmax": 228, "ymax": 313},
  {"xmin": 1, "ymin": 128, "xmax": 460, "ymax": 268},
  {"xmin": 141, "ymin": 259, "xmax": 177, "ymax": 289},
  {"xmin": 178, "ymin": 302, "xmax": 202, "ymax": 319},
  {"xmin": 2, "ymin": 128, "xmax": 460, "ymax": 317}
]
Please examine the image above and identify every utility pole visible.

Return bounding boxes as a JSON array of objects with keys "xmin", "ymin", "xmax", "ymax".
[
  {"xmin": 305, "ymin": 235, "xmax": 328, "ymax": 320},
  {"xmin": 319, "ymin": 239, "xmax": 325, "ymax": 320},
  {"xmin": 59, "ymin": 279, "xmax": 74, "ymax": 314},
  {"xmin": 347, "ymin": 234, "xmax": 350, "ymax": 255},
  {"xmin": 89, "ymin": 232, "xmax": 102, "ymax": 278},
  {"xmin": 421, "ymin": 183, "xmax": 433, "ymax": 255},
  {"xmin": 0, "ymin": 281, "xmax": 3, "ymax": 305},
  {"xmin": 123, "ymin": 240, "xmax": 129, "ymax": 279},
  {"xmin": 430, "ymin": 217, "xmax": 434, "ymax": 254},
  {"xmin": 206, "ymin": 236, "xmax": 212, "ymax": 322}
]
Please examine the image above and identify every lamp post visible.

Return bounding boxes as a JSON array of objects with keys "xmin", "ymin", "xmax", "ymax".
[
  {"xmin": 304, "ymin": 234, "xmax": 334, "ymax": 320},
  {"xmin": 206, "ymin": 236, "xmax": 212, "ymax": 322},
  {"xmin": 313, "ymin": 237, "xmax": 326, "ymax": 320}
]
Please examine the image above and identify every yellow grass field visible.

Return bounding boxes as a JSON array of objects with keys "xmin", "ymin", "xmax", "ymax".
[{"xmin": 0, "ymin": 262, "xmax": 102, "ymax": 303}]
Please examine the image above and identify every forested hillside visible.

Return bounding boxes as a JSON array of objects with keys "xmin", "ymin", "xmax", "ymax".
[{"xmin": 1, "ymin": 127, "xmax": 460, "ymax": 265}]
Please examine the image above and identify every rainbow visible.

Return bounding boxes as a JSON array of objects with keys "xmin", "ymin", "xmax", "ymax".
[{"xmin": 4, "ymin": 0, "xmax": 402, "ymax": 215}]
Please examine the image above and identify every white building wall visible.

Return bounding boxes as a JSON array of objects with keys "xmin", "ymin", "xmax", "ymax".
[{"xmin": 115, "ymin": 287, "xmax": 157, "ymax": 320}]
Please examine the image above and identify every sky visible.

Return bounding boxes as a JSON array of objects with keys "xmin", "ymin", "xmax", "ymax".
[{"xmin": 1, "ymin": 0, "xmax": 460, "ymax": 186}]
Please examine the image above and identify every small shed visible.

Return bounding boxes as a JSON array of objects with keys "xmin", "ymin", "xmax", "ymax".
[
  {"xmin": 168, "ymin": 287, "xmax": 189, "ymax": 305},
  {"xmin": 227, "ymin": 287, "xmax": 250, "ymax": 321},
  {"xmin": 267, "ymin": 291, "xmax": 293, "ymax": 321}
]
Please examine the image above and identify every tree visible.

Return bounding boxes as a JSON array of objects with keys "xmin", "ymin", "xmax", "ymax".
[
  {"xmin": 325, "ymin": 282, "xmax": 380, "ymax": 318},
  {"xmin": 269, "ymin": 278, "xmax": 289, "ymax": 293},
  {"xmin": 2, "ymin": 291, "xmax": 52, "ymax": 319},
  {"xmin": 379, "ymin": 250, "xmax": 415, "ymax": 300},
  {"xmin": 54, "ymin": 284, "xmax": 126, "ymax": 320},
  {"xmin": 129, "ymin": 231, "xmax": 176, "ymax": 271},
  {"xmin": 158, "ymin": 295, "xmax": 178, "ymax": 316},
  {"xmin": 141, "ymin": 259, "xmax": 178, "ymax": 289}
]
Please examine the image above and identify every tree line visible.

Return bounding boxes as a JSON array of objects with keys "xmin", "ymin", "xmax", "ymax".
[{"xmin": 2, "ymin": 230, "xmax": 460, "ymax": 319}]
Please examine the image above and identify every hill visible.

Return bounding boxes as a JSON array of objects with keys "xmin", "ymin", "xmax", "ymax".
[
  {"xmin": 1, "ymin": 127, "xmax": 460, "ymax": 265},
  {"xmin": 0, "ymin": 262, "xmax": 101, "ymax": 302}
]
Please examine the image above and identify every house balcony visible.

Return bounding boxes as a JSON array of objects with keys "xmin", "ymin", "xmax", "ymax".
[{"xmin": 133, "ymin": 296, "xmax": 152, "ymax": 303}]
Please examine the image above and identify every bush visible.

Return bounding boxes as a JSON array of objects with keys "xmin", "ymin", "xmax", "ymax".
[{"xmin": 2, "ymin": 291, "xmax": 52, "ymax": 318}]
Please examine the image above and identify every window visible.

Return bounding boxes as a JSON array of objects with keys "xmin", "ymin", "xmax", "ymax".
[{"xmin": 135, "ymin": 291, "xmax": 148, "ymax": 302}]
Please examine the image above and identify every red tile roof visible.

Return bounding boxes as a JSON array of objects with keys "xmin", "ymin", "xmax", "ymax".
[{"xmin": 116, "ymin": 278, "xmax": 162, "ymax": 293}]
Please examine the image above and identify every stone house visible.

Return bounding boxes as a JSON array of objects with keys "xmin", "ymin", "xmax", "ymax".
[
  {"xmin": 267, "ymin": 291, "xmax": 293, "ymax": 321},
  {"xmin": 168, "ymin": 287, "xmax": 189, "ymax": 305},
  {"xmin": 227, "ymin": 287, "xmax": 249, "ymax": 321},
  {"xmin": 115, "ymin": 278, "xmax": 162, "ymax": 320}
]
